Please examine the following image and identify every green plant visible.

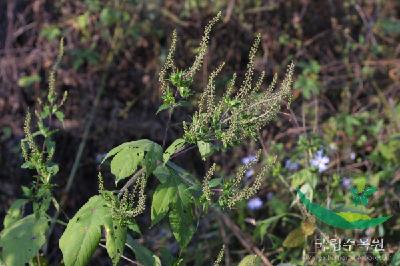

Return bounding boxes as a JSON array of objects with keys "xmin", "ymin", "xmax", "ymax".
[
  {"xmin": 294, "ymin": 60, "xmax": 321, "ymax": 100},
  {"xmin": 0, "ymin": 13, "xmax": 295, "ymax": 266},
  {"xmin": 0, "ymin": 39, "xmax": 67, "ymax": 266}
]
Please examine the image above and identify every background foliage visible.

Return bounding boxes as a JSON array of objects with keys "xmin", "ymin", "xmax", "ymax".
[{"xmin": 0, "ymin": 0, "xmax": 399, "ymax": 265}]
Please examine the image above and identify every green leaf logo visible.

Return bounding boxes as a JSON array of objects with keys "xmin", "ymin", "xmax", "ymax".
[
  {"xmin": 296, "ymin": 189, "xmax": 390, "ymax": 229},
  {"xmin": 351, "ymin": 185, "xmax": 377, "ymax": 206}
]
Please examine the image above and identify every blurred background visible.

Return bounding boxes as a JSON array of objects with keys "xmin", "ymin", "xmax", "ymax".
[{"xmin": 0, "ymin": 0, "xmax": 399, "ymax": 265}]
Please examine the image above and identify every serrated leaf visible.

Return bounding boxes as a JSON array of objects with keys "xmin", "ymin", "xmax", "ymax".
[
  {"xmin": 44, "ymin": 139, "xmax": 56, "ymax": 156},
  {"xmin": 153, "ymin": 164, "xmax": 171, "ymax": 183},
  {"xmin": 127, "ymin": 221, "xmax": 141, "ymax": 235},
  {"xmin": 159, "ymin": 247, "xmax": 176, "ymax": 266},
  {"xmin": 282, "ymin": 227, "xmax": 305, "ymax": 248},
  {"xmin": 168, "ymin": 186, "xmax": 195, "ymax": 248},
  {"xmin": 197, "ymin": 141, "xmax": 213, "ymax": 159},
  {"xmin": 3, "ymin": 199, "xmax": 28, "ymax": 228},
  {"xmin": 40, "ymin": 106, "xmax": 51, "ymax": 119},
  {"xmin": 103, "ymin": 140, "xmax": 162, "ymax": 183},
  {"xmin": 104, "ymin": 144, "xmax": 127, "ymax": 164},
  {"xmin": 143, "ymin": 141, "xmax": 162, "ymax": 175},
  {"xmin": 59, "ymin": 196, "xmax": 110, "ymax": 266},
  {"xmin": 151, "ymin": 164, "xmax": 197, "ymax": 247},
  {"xmin": 102, "ymin": 139, "xmax": 162, "ymax": 164},
  {"xmin": 104, "ymin": 219, "xmax": 127, "ymax": 266},
  {"xmin": 55, "ymin": 111, "xmax": 65, "ymax": 123},
  {"xmin": 0, "ymin": 214, "xmax": 48, "ymax": 266},
  {"xmin": 21, "ymin": 161, "xmax": 35, "ymax": 169},
  {"xmin": 153, "ymin": 167, "xmax": 197, "ymax": 248},
  {"xmin": 156, "ymin": 103, "xmax": 171, "ymax": 114},
  {"xmin": 151, "ymin": 168, "xmax": 196, "ymax": 247},
  {"xmin": 167, "ymin": 161, "xmax": 200, "ymax": 186},
  {"xmin": 151, "ymin": 180, "xmax": 175, "ymax": 226},
  {"xmin": 126, "ymin": 235, "xmax": 161, "ymax": 266},
  {"xmin": 163, "ymin": 138, "xmax": 185, "ymax": 163},
  {"xmin": 46, "ymin": 163, "xmax": 59, "ymax": 176},
  {"xmin": 21, "ymin": 186, "xmax": 32, "ymax": 197},
  {"xmin": 208, "ymin": 177, "xmax": 222, "ymax": 188},
  {"xmin": 238, "ymin": 255, "xmax": 262, "ymax": 266},
  {"xmin": 110, "ymin": 147, "xmax": 144, "ymax": 182}
]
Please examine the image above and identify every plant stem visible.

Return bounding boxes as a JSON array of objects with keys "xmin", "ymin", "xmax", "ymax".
[
  {"xmin": 215, "ymin": 210, "xmax": 273, "ymax": 266},
  {"xmin": 118, "ymin": 168, "xmax": 146, "ymax": 198},
  {"xmin": 55, "ymin": 219, "xmax": 68, "ymax": 226},
  {"xmin": 99, "ymin": 243, "xmax": 142, "ymax": 265},
  {"xmin": 162, "ymin": 108, "xmax": 173, "ymax": 148}
]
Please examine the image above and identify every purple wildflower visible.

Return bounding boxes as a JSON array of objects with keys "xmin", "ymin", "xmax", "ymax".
[
  {"xmin": 241, "ymin": 155, "xmax": 257, "ymax": 165},
  {"xmin": 247, "ymin": 197, "xmax": 263, "ymax": 210},
  {"xmin": 245, "ymin": 169, "xmax": 255, "ymax": 178},
  {"xmin": 310, "ymin": 149, "xmax": 330, "ymax": 172},
  {"xmin": 285, "ymin": 159, "xmax": 300, "ymax": 171},
  {"xmin": 342, "ymin": 177, "xmax": 352, "ymax": 190}
]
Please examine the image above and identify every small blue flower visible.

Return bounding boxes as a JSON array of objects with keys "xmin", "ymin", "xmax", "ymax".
[
  {"xmin": 342, "ymin": 177, "xmax": 352, "ymax": 189},
  {"xmin": 245, "ymin": 169, "xmax": 255, "ymax": 178},
  {"xmin": 310, "ymin": 149, "xmax": 330, "ymax": 172},
  {"xmin": 247, "ymin": 197, "xmax": 263, "ymax": 210},
  {"xmin": 241, "ymin": 155, "xmax": 257, "ymax": 165},
  {"xmin": 285, "ymin": 159, "xmax": 300, "ymax": 171}
]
